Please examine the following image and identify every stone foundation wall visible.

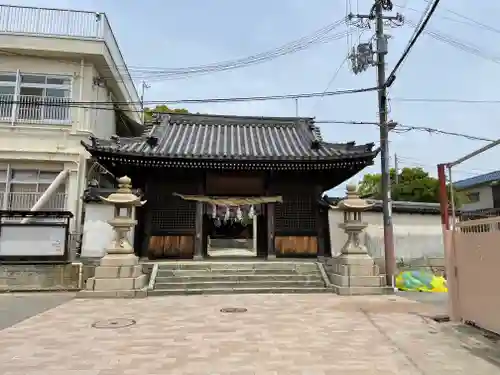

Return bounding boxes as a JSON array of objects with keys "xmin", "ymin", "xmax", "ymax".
[
  {"xmin": 0, "ymin": 261, "xmax": 155, "ymax": 292},
  {"xmin": 0, "ymin": 264, "xmax": 81, "ymax": 292}
]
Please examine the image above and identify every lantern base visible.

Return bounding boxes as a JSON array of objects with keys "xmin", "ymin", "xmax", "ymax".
[
  {"xmin": 325, "ymin": 254, "xmax": 393, "ymax": 295},
  {"xmin": 80, "ymin": 253, "xmax": 148, "ymax": 298}
]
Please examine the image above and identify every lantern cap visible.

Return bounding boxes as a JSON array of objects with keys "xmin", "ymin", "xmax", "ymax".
[
  {"xmin": 100, "ymin": 176, "xmax": 146, "ymax": 206},
  {"xmin": 337, "ymin": 184, "xmax": 374, "ymax": 211}
]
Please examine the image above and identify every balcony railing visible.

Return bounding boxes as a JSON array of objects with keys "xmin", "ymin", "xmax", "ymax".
[
  {"xmin": 0, "ymin": 192, "xmax": 67, "ymax": 211},
  {"xmin": 0, "ymin": 4, "xmax": 139, "ymax": 105},
  {"xmin": 0, "ymin": 94, "xmax": 71, "ymax": 124}
]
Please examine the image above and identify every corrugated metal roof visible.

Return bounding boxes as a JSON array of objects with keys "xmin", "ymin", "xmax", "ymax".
[
  {"xmin": 85, "ymin": 113, "xmax": 377, "ymax": 161},
  {"xmin": 454, "ymin": 170, "xmax": 500, "ymax": 190}
]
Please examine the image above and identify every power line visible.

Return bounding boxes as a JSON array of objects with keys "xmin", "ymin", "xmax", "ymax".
[
  {"xmin": 405, "ymin": 19, "xmax": 500, "ymax": 65},
  {"xmin": 393, "ymin": 124, "xmax": 495, "ymax": 142},
  {"xmin": 385, "ymin": 0, "xmax": 442, "ymax": 86},
  {"xmin": 128, "ymin": 19, "xmax": 348, "ymax": 78},
  {"xmin": 392, "ymin": 97, "xmax": 500, "ymax": 104},
  {"xmin": 395, "ymin": 2, "xmax": 500, "ymax": 35},
  {"xmin": 308, "ymin": 55, "xmax": 349, "ymax": 115},
  {"xmin": 2, "ymin": 94, "xmax": 492, "ymax": 142},
  {"xmin": 0, "ymin": 86, "xmax": 378, "ymax": 109},
  {"xmin": 396, "ymin": 155, "xmax": 496, "ymax": 176},
  {"xmin": 0, "ymin": 19, "xmax": 350, "ymax": 83},
  {"xmin": 315, "ymin": 119, "xmax": 494, "ymax": 142},
  {"xmin": 316, "ymin": 120, "xmax": 379, "ymax": 125},
  {"xmin": 416, "ymin": 0, "xmax": 500, "ymax": 35}
]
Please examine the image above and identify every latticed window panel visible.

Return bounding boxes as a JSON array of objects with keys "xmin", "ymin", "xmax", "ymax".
[
  {"xmin": 148, "ymin": 181, "xmax": 197, "ymax": 232},
  {"xmin": 151, "ymin": 204, "xmax": 196, "ymax": 231},
  {"xmin": 275, "ymin": 193, "xmax": 316, "ymax": 232}
]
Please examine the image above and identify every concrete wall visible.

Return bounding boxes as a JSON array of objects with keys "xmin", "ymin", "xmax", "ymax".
[
  {"xmin": 460, "ymin": 185, "xmax": 494, "ymax": 211},
  {"xmin": 329, "ymin": 208, "xmax": 443, "ymax": 261}
]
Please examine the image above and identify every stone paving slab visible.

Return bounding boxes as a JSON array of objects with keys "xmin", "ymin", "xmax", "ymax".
[{"xmin": 0, "ymin": 294, "xmax": 498, "ymax": 374}]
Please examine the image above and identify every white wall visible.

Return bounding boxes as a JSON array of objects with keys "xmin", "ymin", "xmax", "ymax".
[
  {"xmin": 87, "ymin": 66, "xmax": 116, "ymax": 139},
  {"xmin": 0, "ymin": 31, "xmax": 141, "ymax": 118},
  {"xmin": 0, "ymin": 55, "xmax": 117, "ymax": 230},
  {"xmin": 329, "ymin": 209, "xmax": 443, "ymax": 260},
  {"xmin": 0, "ymin": 55, "xmax": 116, "ymax": 136},
  {"xmin": 460, "ymin": 185, "xmax": 494, "ymax": 211},
  {"xmin": 80, "ymin": 203, "xmax": 135, "ymax": 258}
]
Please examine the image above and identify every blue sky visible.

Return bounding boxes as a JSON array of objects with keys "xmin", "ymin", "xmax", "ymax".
[{"xmin": 10, "ymin": 0, "xmax": 500, "ymax": 195}]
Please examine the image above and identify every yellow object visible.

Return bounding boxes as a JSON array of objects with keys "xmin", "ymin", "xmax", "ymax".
[{"xmin": 395, "ymin": 270, "xmax": 448, "ymax": 293}]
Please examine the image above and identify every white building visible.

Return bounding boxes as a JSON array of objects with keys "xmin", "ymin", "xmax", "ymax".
[
  {"xmin": 0, "ymin": 4, "xmax": 142, "ymax": 233},
  {"xmin": 454, "ymin": 171, "xmax": 500, "ymax": 212}
]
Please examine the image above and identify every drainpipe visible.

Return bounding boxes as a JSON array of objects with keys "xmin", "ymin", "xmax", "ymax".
[
  {"xmin": 78, "ymin": 58, "xmax": 85, "ymax": 131},
  {"xmin": 20, "ymin": 169, "xmax": 70, "ymax": 224},
  {"xmin": 73, "ymin": 154, "xmax": 86, "ymax": 233}
]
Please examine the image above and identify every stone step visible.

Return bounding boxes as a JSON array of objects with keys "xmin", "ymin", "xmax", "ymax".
[
  {"xmin": 148, "ymin": 286, "xmax": 329, "ymax": 296},
  {"xmin": 156, "ymin": 268, "xmax": 320, "ymax": 277},
  {"xmin": 151, "ymin": 262, "xmax": 326, "ymax": 296},
  {"xmin": 155, "ymin": 262, "xmax": 319, "ymax": 272},
  {"xmin": 154, "ymin": 280, "xmax": 326, "ymax": 290},
  {"xmin": 154, "ymin": 274, "xmax": 323, "ymax": 283}
]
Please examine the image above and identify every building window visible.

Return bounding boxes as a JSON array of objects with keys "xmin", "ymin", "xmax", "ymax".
[
  {"xmin": 0, "ymin": 167, "xmax": 67, "ymax": 210},
  {"xmin": 0, "ymin": 73, "xmax": 17, "ymax": 120},
  {"xmin": 466, "ymin": 192, "xmax": 480, "ymax": 203},
  {"xmin": 0, "ymin": 71, "xmax": 72, "ymax": 124}
]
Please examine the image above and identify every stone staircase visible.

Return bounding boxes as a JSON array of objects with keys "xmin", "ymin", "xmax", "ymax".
[{"xmin": 149, "ymin": 261, "xmax": 328, "ymax": 295}]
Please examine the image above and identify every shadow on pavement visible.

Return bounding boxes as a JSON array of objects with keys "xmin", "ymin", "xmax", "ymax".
[
  {"xmin": 0, "ymin": 293, "xmax": 74, "ymax": 330},
  {"xmin": 398, "ymin": 291, "xmax": 500, "ymax": 369}
]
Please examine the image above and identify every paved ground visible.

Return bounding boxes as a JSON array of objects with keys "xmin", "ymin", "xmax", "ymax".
[{"xmin": 0, "ymin": 293, "xmax": 499, "ymax": 374}]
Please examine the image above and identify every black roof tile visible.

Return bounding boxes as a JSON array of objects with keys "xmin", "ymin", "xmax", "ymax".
[{"xmin": 84, "ymin": 113, "xmax": 378, "ymax": 162}]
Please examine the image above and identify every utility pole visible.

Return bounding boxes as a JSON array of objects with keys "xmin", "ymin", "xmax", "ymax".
[
  {"xmin": 348, "ymin": 0, "xmax": 403, "ymax": 288},
  {"xmin": 140, "ymin": 80, "xmax": 151, "ymax": 124}
]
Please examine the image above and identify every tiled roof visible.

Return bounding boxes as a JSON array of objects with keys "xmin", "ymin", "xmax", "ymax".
[
  {"xmin": 454, "ymin": 170, "xmax": 500, "ymax": 190},
  {"xmin": 84, "ymin": 113, "xmax": 378, "ymax": 162}
]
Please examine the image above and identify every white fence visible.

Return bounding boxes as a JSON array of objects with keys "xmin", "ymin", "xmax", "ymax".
[
  {"xmin": 0, "ymin": 192, "xmax": 67, "ymax": 210},
  {"xmin": 0, "ymin": 94, "xmax": 71, "ymax": 124},
  {"xmin": 0, "ymin": 4, "xmax": 139, "ymax": 104}
]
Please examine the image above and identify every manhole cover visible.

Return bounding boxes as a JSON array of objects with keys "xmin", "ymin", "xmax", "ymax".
[
  {"xmin": 91, "ymin": 318, "xmax": 136, "ymax": 329},
  {"xmin": 220, "ymin": 307, "xmax": 247, "ymax": 313}
]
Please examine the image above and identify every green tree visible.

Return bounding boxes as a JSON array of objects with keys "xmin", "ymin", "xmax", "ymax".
[
  {"xmin": 357, "ymin": 167, "xmax": 463, "ymax": 206},
  {"xmin": 143, "ymin": 104, "xmax": 189, "ymax": 123},
  {"xmin": 357, "ymin": 169, "xmax": 396, "ymax": 198}
]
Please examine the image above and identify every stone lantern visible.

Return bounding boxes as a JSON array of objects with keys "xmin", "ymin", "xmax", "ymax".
[
  {"xmin": 325, "ymin": 184, "xmax": 390, "ymax": 295},
  {"xmin": 81, "ymin": 176, "xmax": 148, "ymax": 298},
  {"xmin": 337, "ymin": 184, "xmax": 373, "ymax": 256},
  {"xmin": 99, "ymin": 176, "xmax": 146, "ymax": 259}
]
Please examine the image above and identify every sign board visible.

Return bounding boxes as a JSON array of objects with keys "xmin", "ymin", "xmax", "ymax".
[{"xmin": 0, "ymin": 226, "xmax": 66, "ymax": 256}]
